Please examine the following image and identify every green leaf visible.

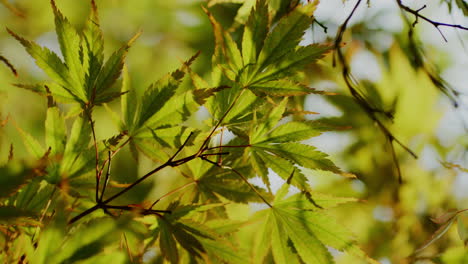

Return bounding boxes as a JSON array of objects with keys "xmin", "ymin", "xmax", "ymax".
[
  {"xmin": 92, "ymin": 32, "xmax": 140, "ymax": 104},
  {"xmin": 253, "ymin": 149, "xmax": 309, "ymax": 190},
  {"xmin": 457, "ymin": 211, "xmax": 468, "ymax": 246},
  {"xmin": 132, "ymin": 138, "xmax": 170, "ymax": 162},
  {"xmin": 134, "ymin": 126, "xmax": 194, "ymax": 149},
  {"xmin": 0, "ymin": 161, "xmax": 44, "ymax": 199},
  {"xmin": 199, "ymin": 236, "xmax": 248, "ymax": 263},
  {"xmin": 250, "ymin": 150, "xmax": 270, "ymax": 188},
  {"xmin": 132, "ymin": 126, "xmax": 194, "ymax": 161},
  {"xmin": 242, "ymin": 0, "xmax": 269, "ymax": 66},
  {"xmin": 60, "ymin": 116, "xmax": 91, "ymax": 177},
  {"xmin": 154, "ymin": 204, "xmax": 241, "ymax": 263},
  {"xmin": 252, "ymin": 198, "xmax": 332, "ymax": 263},
  {"xmin": 415, "ymin": 215, "xmax": 457, "ymax": 254},
  {"xmin": 158, "ymin": 220, "xmax": 180, "ymax": 263},
  {"xmin": 209, "ymin": 87, "xmax": 258, "ymax": 124},
  {"xmin": 253, "ymin": 44, "xmax": 333, "ymax": 83},
  {"xmin": 7, "ymin": 29, "xmax": 84, "ymax": 102},
  {"xmin": 253, "ymin": 182, "xmax": 375, "ymax": 264},
  {"xmin": 82, "ymin": 0, "xmax": 105, "ymax": 97},
  {"xmin": 259, "ymin": 120, "xmax": 330, "ymax": 143},
  {"xmin": 51, "ymin": 0, "xmax": 84, "ymax": 97},
  {"xmin": 274, "ymin": 208, "xmax": 333, "ymax": 264},
  {"xmin": 276, "ymin": 191, "xmax": 358, "ymax": 210},
  {"xmin": 121, "ymin": 65, "xmax": 137, "ymax": 130},
  {"xmin": 270, "ymin": 214, "xmax": 301, "ymax": 264},
  {"xmin": 249, "ymin": 78, "xmax": 318, "ymax": 97},
  {"xmin": 14, "ymin": 83, "xmax": 77, "ymax": 103},
  {"xmin": 0, "ymin": 205, "xmax": 37, "ymax": 222},
  {"xmin": 255, "ymin": 143, "xmax": 345, "ymax": 175},
  {"xmin": 205, "ymin": 7, "xmax": 243, "ymax": 74},
  {"xmin": 256, "ymin": 3, "xmax": 317, "ymax": 70},
  {"xmin": 45, "ymin": 106, "xmax": 66, "ymax": 155},
  {"xmin": 299, "ymin": 211, "xmax": 379, "ymax": 264},
  {"xmin": 133, "ymin": 54, "xmax": 198, "ymax": 131},
  {"xmin": 14, "ymin": 123, "xmax": 45, "ymax": 158},
  {"xmin": 196, "ymin": 170, "xmax": 270, "ymax": 203},
  {"xmin": 455, "ymin": 0, "xmax": 468, "ymax": 16},
  {"xmin": 141, "ymin": 90, "xmax": 199, "ymax": 130},
  {"xmin": 250, "ymin": 98, "xmax": 287, "ymax": 144},
  {"xmin": 32, "ymin": 225, "xmax": 65, "ymax": 264}
]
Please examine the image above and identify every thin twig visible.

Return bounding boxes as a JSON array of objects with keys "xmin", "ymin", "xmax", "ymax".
[
  {"xmin": 149, "ymin": 181, "xmax": 197, "ymax": 209},
  {"xmin": 396, "ymin": 0, "xmax": 468, "ymax": 42},
  {"xmin": 84, "ymin": 108, "xmax": 101, "ymax": 203},
  {"xmin": 169, "ymin": 132, "xmax": 194, "ymax": 162},
  {"xmin": 313, "ymin": 19, "xmax": 328, "ymax": 34},
  {"xmin": 201, "ymin": 156, "xmax": 272, "ymax": 208},
  {"xmin": 99, "ymin": 151, "xmax": 112, "ymax": 202},
  {"xmin": 69, "ymin": 88, "xmax": 247, "ymax": 224},
  {"xmin": 206, "ymin": 144, "xmax": 251, "ymax": 150},
  {"xmin": 333, "ymin": 0, "xmax": 417, "ymax": 184},
  {"xmin": 97, "ymin": 138, "xmax": 130, "ymax": 179},
  {"xmin": 197, "ymin": 89, "xmax": 245, "ymax": 156},
  {"xmin": 104, "ymin": 205, "xmax": 171, "ymax": 214}
]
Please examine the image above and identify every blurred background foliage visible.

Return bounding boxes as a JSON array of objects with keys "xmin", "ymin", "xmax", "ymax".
[{"xmin": 1, "ymin": 0, "xmax": 467, "ymax": 263}]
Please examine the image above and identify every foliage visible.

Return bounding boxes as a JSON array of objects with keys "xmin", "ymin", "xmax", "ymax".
[{"xmin": 0, "ymin": 0, "xmax": 467, "ymax": 263}]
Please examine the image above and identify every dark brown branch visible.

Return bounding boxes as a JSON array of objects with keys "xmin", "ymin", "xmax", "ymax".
[
  {"xmin": 69, "ymin": 86, "xmax": 247, "ymax": 224},
  {"xmin": 333, "ymin": 0, "xmax": 417, "ymax": 184},
  {"xmin": 104, "ymin": 205, "xmax": 171, "ymax": 215},
  {"xmin": 313, "ymin": 19, "xmax": 328, "ymax": 34},
  {"xmin": 196, "ymin": 89, "xmax": 245, "ymax": 156},
  {"xmin": 396, "ymin": 0, "xmax": 468, "ymax": 42}
]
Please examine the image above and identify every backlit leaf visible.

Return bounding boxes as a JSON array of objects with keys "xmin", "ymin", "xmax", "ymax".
[
  {"xmin": 7, "ymin": 29, "xmax": 84, "ymax": 102},
  {"xmin": 255, "ymin": 142, "xmax": 344, "ymax": 175},
  {"xmin": 45, "ymin": 106, "xmax": 66, "ymax": 155},
  {"xmin": 249, "ymin": 78, "xmax": 318, "ymax": 97},
  {"xmin": 242, "ymin": 0, "xmax": 269, "ymax": 66},
  {"xmin": 51, "ymin": 0, "xmax": 84, "ymax": 96},
  {"xmin": 92, "ymin": 32, "xmax": 140, "ymax": 104},
  {"xmin": 256, "ymin": 3, "xmax": 316, "ymax": 70}
]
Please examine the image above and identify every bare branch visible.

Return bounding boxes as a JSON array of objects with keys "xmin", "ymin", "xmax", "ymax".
[
  {"xmin": 333, "ymin": 0, "xmax": 417, "ymax": 184},
  {"xmin": 396, "ymin": 0, "xmax": 468, "ymax": 42}
]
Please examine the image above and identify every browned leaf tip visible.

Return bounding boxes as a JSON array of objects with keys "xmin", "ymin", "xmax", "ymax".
[{"xmin": 0, "ymin": 55, "xmax": 18, "ymax": 77}]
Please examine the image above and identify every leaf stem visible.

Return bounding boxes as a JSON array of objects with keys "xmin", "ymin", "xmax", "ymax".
[
  {"xmin": 149, "ymin": 181, "xmax": 197, "ymax": 209},
  {"xmin": 201, "ymin": 156, "xmax": 272, "ymax": 208}
]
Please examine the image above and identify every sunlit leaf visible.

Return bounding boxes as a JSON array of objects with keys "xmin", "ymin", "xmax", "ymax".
[
  {"xmin": 254, "ymin": 143, "xmax": 345, "ymax": 175},
  {"xmin": 14, "ymin": 122, "xmax": 45, "ymax": 158},
  {"xmin": 60, "ymin": 116, "xmax": 92, "ymax": 178},
  {"xmin": 256, "ymin": 3, "xmax": 316, "ymax": 70},
  {"xmin": 92, "ymin": 32, "xmax": 140, "ymax": 104},
  {"xmin": 249, "ymin": 78, "xmax": 319, "ymax": 97},
  {"xmin": 7, "ymin": 28, "xmax": 85, "ymax": 102},
  {"xmin": 250, "ymin": 98, "xmax": 287, "ymax": 144},
  {"xmin": 45, "ymin": 106, "xmax": 66, "ymax": 155},
  {"xmin": 242, "ymin": 0, "xmax": 269, "ymax": 66},
  {"xmin": 253, "ymin": 44, "xmax": 333, "ymax": 83},
  {"xmin": 14, "ymin": 83, "xmax": 77, "ymax": 103},
  {"xmin": 457, "ymin": 211, "xmax": 468, "ymax": 246},
  {"xmin": 205, "ymin": 7, "xmax": 243, "ymax": 74},
  {"xmin": 51, "ymin": 0, "xmax": 84, "ymax": 96}
]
